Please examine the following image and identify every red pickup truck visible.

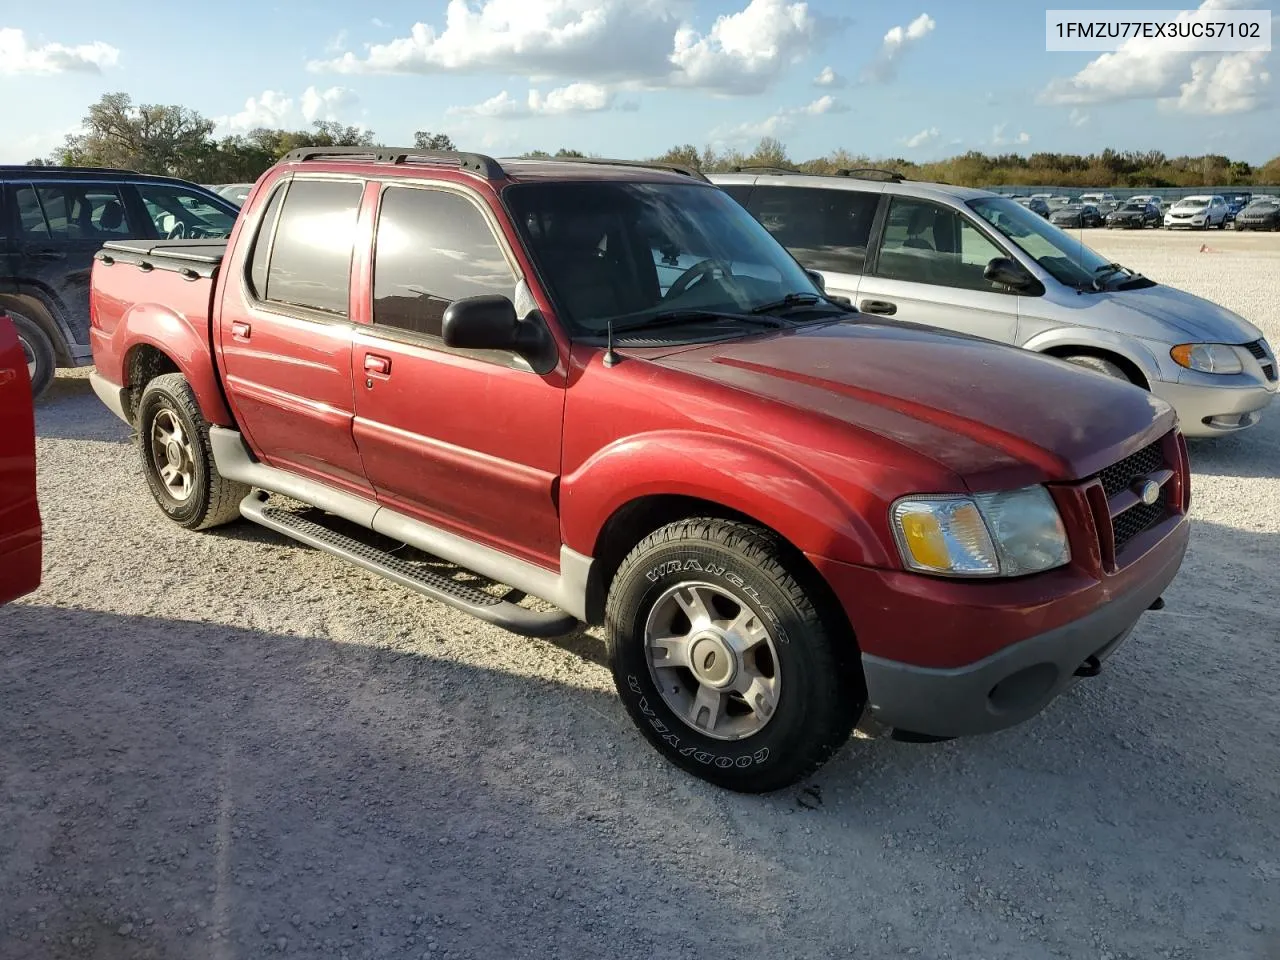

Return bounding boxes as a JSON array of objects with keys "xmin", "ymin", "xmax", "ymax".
[
  {"xmin": 87, "ymin": 149, "xmax": 1190, "ymax": 792},
  {"xmin": 0, "ymin": 312, "xmax": 42, "ymax": 605}
]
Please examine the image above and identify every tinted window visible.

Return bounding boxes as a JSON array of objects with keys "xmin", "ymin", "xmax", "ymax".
[
  {"xmin": 875, "ymin": 197, "xmax": 1005, "ymax": 292},
  {"xmin": 248, "ymin": 183, "xmax": 287, "ymax": 300},
  {"xmin": 15, "ymin": 184, "xmax": 131, "ymax": 240},
  {"xmin": 718, "ymin": 184, "xmax": 753, "ymax": 207},
  {"xmin": 135, "ymin": 183, "xmax": 237, "ymax": 239},
  {"xmin": 265, "ymin": 179, "xmax": 362, "ymax": 315},
  {"xmin": 372, "ymin": 188, "xmax": 517, "ymax": 339},
  {"xmin": 747, "ymin": 186, "xmax": 879, "ymax": 274}
]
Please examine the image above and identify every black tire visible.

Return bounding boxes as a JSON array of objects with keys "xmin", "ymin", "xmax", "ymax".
[
  {"xmin": 1061, "ymin": 354, "xmax": 1135, "ymax": 385},
  {"xmin": 605, "ymin": 518, "xmax": 861, "ymax": 792},
  {"xmin": 9, "ymin": 311, "xmax": 56, "ymax": 399},
  {"xmin": 136, "ymin": 373, "xmax": 248, "ymax": 530}
]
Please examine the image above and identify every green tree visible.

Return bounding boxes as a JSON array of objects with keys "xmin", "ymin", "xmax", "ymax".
[
  {"xmin": 55, "ymin": 92, "xmax": 215, "ymax": 177},
  {"xmin": 414, "ymin": 131, "xmax": 456, "ymax": 150}
]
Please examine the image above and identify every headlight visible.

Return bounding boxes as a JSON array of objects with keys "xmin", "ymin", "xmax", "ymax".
[
  {"xmin": 890, "ymin": 486, "xmax": 1070, "ymax": 578},
  {"xmin": 1170, "ymin": 343, "xmax": 1244, "ymax": 375}
]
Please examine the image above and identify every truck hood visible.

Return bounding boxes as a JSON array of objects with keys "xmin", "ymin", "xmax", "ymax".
[
  {"xmin": 1104, "ymin": 283, "xmax": 1263, "ymax": 343},
  {"xmin": 652, "ymin": 320, "xmax": 1175, "ymax": 490}
]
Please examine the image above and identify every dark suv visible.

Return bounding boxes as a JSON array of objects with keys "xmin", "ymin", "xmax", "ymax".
[{"xmin": 0, "ymin": 166, "xmax": 240, "ymax": 396}]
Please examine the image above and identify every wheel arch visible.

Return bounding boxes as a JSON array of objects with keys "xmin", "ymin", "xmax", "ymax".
[
  {"xmin": 1024, "ymin": 330, "xmax": 1158, "ymax": 389},
  {"xmin": 114, "ymin": 311, "xmax": 235, "ymax": 427},
  {"xmin": 0, "ymin": 291, "xmax": 73, "ymax": 366}
]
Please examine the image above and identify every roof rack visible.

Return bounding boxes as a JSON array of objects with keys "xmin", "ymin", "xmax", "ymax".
[
  {"xmin": 277, "ymin": 147, "xmax": 506, "ymax": 179},
  {"xmin": 0, "ymin": 164, "xmax": 138, "ymax": 176},
  {"xmin": 834, "ymin": 167, "xmax": 906, "ymax": 182},
  {"xmin": 509, "ymin": 155, "xmax": 710, "ymax": 183},
  {"xmin": 728, "ymin": 164, "xmax": 799, "ymax": 174}
]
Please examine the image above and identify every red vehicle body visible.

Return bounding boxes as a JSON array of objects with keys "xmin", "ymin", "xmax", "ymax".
[
  {"xmin": 85, "ymin": 150, "xmax": 1190, "ymax": 792},
  {"xmin": 0, "ymin": 312, "xmax": 42, "ymax": 605}
]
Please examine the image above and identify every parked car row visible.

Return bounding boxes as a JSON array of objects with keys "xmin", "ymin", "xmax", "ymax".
[
  {"xmin": 203, "ymin": 183, "xmax": 254, "ymax": 206},
  {"xmin": 0, "ymin": 166, "xmax": 241, "ymax": 396},
  {"xmin": 1006, "ymin": 191, "xmax": 1267, "ymax": 230}
]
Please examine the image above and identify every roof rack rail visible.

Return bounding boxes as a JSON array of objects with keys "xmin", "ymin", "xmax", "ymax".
[
  {"xmin": 511, "ymin": 155, "xmax": 711, "ymax": 183},
  {"xmin": 0, "ymin": 164, "xmax": 139, "ymax": 176},
  {"xmin": 835, "ymin": 167, "xmax": 906, "ymax": 183},
  {"xmin": 277, "ymin": 147, "xmax": 507, "ymax": 180},
  {"xmin": 728, "ymin": 164, "xmax": 799, "ymax": 174}
]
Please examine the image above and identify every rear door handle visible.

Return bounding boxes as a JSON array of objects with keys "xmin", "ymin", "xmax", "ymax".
[
  {"xmin": 230, "ymin": 321, "xmax": 251, "ymax": 340},
  {"xmin": 364, "ymin": 354, "xmax": 391, "ymax": 376},
  {"xmin": 859, "ymin": 299, "xmax": 897, "ymax": 316}
]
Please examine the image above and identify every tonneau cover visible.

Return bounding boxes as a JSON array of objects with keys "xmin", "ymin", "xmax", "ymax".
[{"xmin": 98, "ymin": 239, "xmax": 228, "ymax": 264}]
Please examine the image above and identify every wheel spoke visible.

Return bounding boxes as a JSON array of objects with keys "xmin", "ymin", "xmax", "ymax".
[
  {"xmin": 688, "ymin": 684, "xmax": 725, "ymax": 733},
  {"xmin": 725, "ymin": 606, "xmax": 769, "ymax": 654},
  {"xmin": 673, "ymin": 586, "xmax": 713, "ymax": 627},
  {"xmin": 160, "ymin": 464, "xmax": 179, "ymax": 486},
  {"xmin": 737, "ymin": 674, "xmax": 778, "ymax": 723},
  {"xmin": 649, "ymin": 634, "xmax": 693, "ymax": 671}
]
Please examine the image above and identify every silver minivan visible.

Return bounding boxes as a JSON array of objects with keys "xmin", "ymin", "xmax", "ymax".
[{"xmin": 708, "ymin": 170, "xmax": 1277, "ymax": 436}]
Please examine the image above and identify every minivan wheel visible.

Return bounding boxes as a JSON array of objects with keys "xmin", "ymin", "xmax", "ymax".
[
  {"xmin": 1061, "ymin": 354, "xmax": 1134, "ymax": 384},
  {"xmin": 136, "ymin": 373, "xmax": 248, "ymax": 530},
  {"xmin": 9, "ymin": 311, "xmax": 55, "ymax": 398},
  {"xmin": 605, "ymin": 518, "xmax": 861, "ymax": 792}
]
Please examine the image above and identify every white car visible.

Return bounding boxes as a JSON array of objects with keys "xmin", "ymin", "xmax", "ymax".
[{"xmin": 1164, "ymin": 195, "xmax": 1229, "ymax": 230}]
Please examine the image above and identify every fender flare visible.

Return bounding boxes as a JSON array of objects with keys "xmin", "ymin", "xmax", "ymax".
[
  {"xmin": 560, "ymin": 430, "xmax": 892, "ymax": 568},
  {"xmin": 116, "ymin": 302, "xmax": 234, "ymax": 426},
  {"xmin": 1021, "ymin": 327, "xmax": 1164, "ymax": 386}
]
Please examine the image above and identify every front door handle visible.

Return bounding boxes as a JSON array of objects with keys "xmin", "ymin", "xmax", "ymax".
[
  {"xmin": 859, "ymin": 299, "xmax": 897, "ymax": 316},
  {"xmin": 364, "ymin": 354, "xmax": 391, "ymax": 376},
  {"xmin": 230, "ymin": 321, "xmax": 251, "ymax": 340}
]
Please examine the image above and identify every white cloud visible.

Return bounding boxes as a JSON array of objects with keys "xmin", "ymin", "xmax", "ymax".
[
  {"xmin": 800, "ymin": 95, "xmax": 848, "ymax": 115},
  {"xmin": 813, "ymin": 65, "xmax": 846, "ymax": 88},
  {"xmin": 325, "ymin": 29, "xmax": 350, "ymax": 54},
  {"xmin": 1068, "ymin": 107, "xmax": 1089, "ymax": 127},
  {"xmin": 448, "ymin": 82, "xmax": 617, "ymax": 119},
  {"xmin": 668, "ymin": 0, "xmax": 822, "ymax": 95},
  {"xmin": 0, "ymin": 27, "xmax": 119, "ymax": 75},
  {"xmin": 216, "ymin": 91, "xmax": 295, "ymax": 133},
  {"xmin": 901, "ymin": 126, "xmax": 939, "ymax": 149},
  {"xmin": 302, "ymin": 85, "xmax": 359, "ymax": 122},
  {"xmin": 1039, "ymin": 0, "xmax": 1272, "ymax": 115},
  {"xmin": 371, "ymin": 17, "xmax": 388, "ymax": 28},
  {"xmin": 862, "ymin": 12, "xmax": 934, "ymax": 83},
  {"xmin": 990, "ymin": 123, "xmax": 1031, "ymax": 146},
  {"xmin": 709, "ymin": 95, "xmax": 847, "ymax": 145},
  {"xmin": 310, "ymin": 0, "xmax": 823, "ymax": 95}
]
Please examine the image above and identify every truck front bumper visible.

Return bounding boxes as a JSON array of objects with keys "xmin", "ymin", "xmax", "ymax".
[{"xmin": 809, "ymin": 516, "xmax": 1189, "ymax": 739}]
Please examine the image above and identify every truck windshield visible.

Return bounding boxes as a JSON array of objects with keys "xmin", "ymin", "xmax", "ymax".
[
  {"xmin": 968, "ymin": 196, "xmax": 1112, "ymax": 288},
  {"xmin": 502, "ymin": 181, "xmax": 825, "ymax": 336}
]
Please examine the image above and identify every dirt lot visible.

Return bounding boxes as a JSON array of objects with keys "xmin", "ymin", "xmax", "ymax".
[{"xmin": 3, "ymin": 229, "xmax": 1278, "ymax": 960}]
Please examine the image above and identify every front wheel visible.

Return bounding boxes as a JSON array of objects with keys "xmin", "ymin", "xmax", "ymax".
[
  {"xmin": 605, "ymin": 518, "xmax": 862, "ymax": 792},
  {"xmin": 136, "ymin": 373, "xmax": 249, "ymax": 530},
  {"xmin": 1061, "ymin": 353, "xmax": 1135, "ymax": 384}
]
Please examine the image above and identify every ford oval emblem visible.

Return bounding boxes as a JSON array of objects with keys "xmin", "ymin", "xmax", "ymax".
[{"xmin": 1135, "ymin": 479, "xmax": 1161, "ymax": 506}]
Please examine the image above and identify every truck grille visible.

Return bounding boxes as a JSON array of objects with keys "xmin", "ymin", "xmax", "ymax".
[
  {"xmin": 1089, "ymin": 437, "xmax": 1174, "ymax": 556},
  {"xmin": 1245, "ymin": 340, "xmax": 1277, "ymax": 381}
]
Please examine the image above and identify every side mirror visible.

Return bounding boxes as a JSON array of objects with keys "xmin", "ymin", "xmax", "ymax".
[
  {"xmin": 442, "ymin": 295, "xmax": 520, "ymax": 350},
  {"xmin": 983, "ymin": 256, "xmax": 1036, "ymax": 291},
  {"xmin": 805, "ymin": 269, "xmax": 826, "ymax": 292}
]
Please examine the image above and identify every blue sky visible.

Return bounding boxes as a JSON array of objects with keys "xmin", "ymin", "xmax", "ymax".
[{"xmin": 1, "ymin": 0, "xmax": 1276, "ymax": 165}]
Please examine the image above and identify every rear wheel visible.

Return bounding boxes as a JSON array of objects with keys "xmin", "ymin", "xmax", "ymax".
[
  {"xmin": 1061, "ymin": 354, "xmax": 1135, "ymax": 385},
  {"xmin": 605, "ymin": 518, "xmax": 861, "ymax": 792},
  {"xmin": 136, "ymin": 373, "xmax": 248, "ymax": 530},
  {"xmin": 9, "ymin": 311, "xmax": 55, "ymax": 399}
]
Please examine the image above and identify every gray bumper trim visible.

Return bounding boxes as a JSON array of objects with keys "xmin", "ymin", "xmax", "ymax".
[
  {"xmin": 89, "ymin": 371, "xmax": 131, "ymax": 425},
  {"xmin": 862, "ymin": 526, "xmax": 1188, "ymax": 738}
]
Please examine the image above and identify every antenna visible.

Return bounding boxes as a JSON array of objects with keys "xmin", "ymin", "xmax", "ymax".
[{"xmin": 603, "ymin": 320, "xmax": 619, "ymax": 367}]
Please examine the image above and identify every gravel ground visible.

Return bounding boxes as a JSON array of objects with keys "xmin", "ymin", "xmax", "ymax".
[{"xmin": 3, "ymin": 229, "xmax": 1278, "ymax": 960}]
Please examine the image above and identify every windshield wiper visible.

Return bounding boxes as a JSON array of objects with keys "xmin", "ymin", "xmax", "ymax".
[
  {"xmin": 608, "ymin": 309, "xmax": 787, "ymax": 335},
  {"xmin": 749, "ymin": 292, "xmax": 822, "ymax": 314}
]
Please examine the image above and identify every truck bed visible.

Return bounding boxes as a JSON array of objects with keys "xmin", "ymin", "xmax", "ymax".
[{"xmin": 98, "ymin": 239, "xmax": 228, "ymax": 279}]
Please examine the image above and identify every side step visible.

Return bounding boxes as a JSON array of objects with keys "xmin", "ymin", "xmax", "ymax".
[{"xmin": 239, "ymin": 493, "xmax": 581, "ymax": 639}]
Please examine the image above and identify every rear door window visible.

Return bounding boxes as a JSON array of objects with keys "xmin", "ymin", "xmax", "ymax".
[
  {"xmin": 263, "ymin": 179, "xmax": 363, "ymax": 316},
  {"xmin": 745, "ymin": 186, "xmax": 879, "ymax": 275},
  {"xmin": 14, "ymin": 184, "xmax": 132, "ymax": 240}
]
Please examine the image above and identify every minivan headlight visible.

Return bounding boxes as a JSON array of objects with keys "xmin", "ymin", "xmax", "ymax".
[
  {"xmin": 890, "ymin": 486, "xmax": 1070, "ymax": 578},
  {"xmin": 1170, "ymin": 343, "xmax": 1244, "ymax": 375}
]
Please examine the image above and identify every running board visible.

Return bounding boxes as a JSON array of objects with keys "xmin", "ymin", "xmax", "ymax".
[{"xmin": 239, "ymin": 492, "xmax": 581, "ymax": 639}]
